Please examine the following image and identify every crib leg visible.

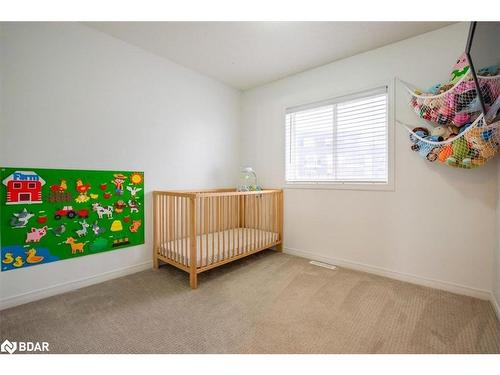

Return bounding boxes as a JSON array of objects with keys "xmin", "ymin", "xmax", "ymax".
[
  {"xmin": 153, "ymin": 254, "xmax": 159, "ymax": 270},
  {"xmin": 190, "ymin": 271, "xmax": 198, "ymax": 289},
  {"xmin": 275, "ymin": 243, "xmax": 283, "ymax": 252}
]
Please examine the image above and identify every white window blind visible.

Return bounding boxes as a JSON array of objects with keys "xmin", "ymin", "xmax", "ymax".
[{"xmin": 285, "ymin": 87, "xmax": 388, "ymax": 184}]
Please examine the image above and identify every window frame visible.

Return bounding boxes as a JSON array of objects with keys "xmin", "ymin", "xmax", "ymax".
[{"xmin": 283, "ymin": 80, "xmax": 395, "ymax": 192}]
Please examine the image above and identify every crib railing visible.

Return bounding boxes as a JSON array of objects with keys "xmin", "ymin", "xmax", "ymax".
[{"xmin": 153, "ymin": 189, "xmax": 283, "ymax": 288}]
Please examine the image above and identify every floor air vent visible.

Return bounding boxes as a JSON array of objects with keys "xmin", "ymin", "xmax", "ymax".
[{"xmin": 309, "ymin": 260, "xmax": 337, "ymax": 270}]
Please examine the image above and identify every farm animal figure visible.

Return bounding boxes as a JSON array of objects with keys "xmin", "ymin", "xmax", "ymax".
[
  {"xmin": 2, "ymin": 253, "xmax": 14, "ymax": 264},
  {"xmin": 75, "ymin": 179, "xmax": 91, "ymax": 203},
  {"xmin": 92, "ymin": 221, "xmax": 106, "ymax": 236},
  {"xmin": 10, "ymin": 208, "xmax": 35, "ymax": 228},
  {"xmin": 50, "ymin": 179, "xmax": 67, "ymax": 192},
  {"xmin": 26, "ymin": 248, "xmax": 44, "ymax": 264},
  {"xmin": 75, "ymin": 220, "xmax": 90, "ymax": 237},
  {"xmin": 126, "ymin": 186, "xmax": 142, "ymax": 197},
  {"xmin": 13, "ymin": 256, "xmax": 24, "ymax": 268},
  {"xmin": 52, "ymin": 223, "xmax": 66, "ymax": 237},
  {"xmin": 92, "ymin": 203, "xmax": 114, "ymax": 219},
  {"xmin": 65, "ymin": 237, "xmax": 88, "ymax": 254},
  {"xmin": 25, "ymin": 226, "xmax": 48, "ymax": 243},
  {"xmin": 111, "ymin": 174, "xmax": 127, "ymax": 195},
  {"xmin": 129, "ymin": 220, "xmax": 142, "ymax": 233},
  {"xmin": 76, "ymin": 179, "xmax": 91, "ymax": 194},
  {"xmin": 128, "ymin": 199, "xmax": 140, "ymax": 213},
  {"xmin": 114, "ymin": 200, "xmax": 126, "ymax": 213}
]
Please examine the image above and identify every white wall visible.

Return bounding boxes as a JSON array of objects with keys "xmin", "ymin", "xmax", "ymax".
[
  {"xmin": 0, "ymin": 23, "xmax": 241, "ymax": 308},
  {"xmin": 240, "ymin": 22, "xmax": 498, "ymax": 297}
]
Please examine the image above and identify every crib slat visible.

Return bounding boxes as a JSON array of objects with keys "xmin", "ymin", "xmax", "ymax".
[
  {"xmin": 198, "ymin": 197, "xmax": 201, "ymax": 267},
  {"xmin": 211, "ymin": 197, "xmax": 215, "ymax": 265},
  {"xmin": 174, "ymin": 197, "xmax": 180, "ymax": 262},
  {"xmin": 167, "ymin": 195, "xmax": 172, "ymax": 258},
  {"xmin": 237, "ymin": 195, "xmax": 240, "ymax": 255},
  {"xmin": 275, "ymin": 192, "xmax": 279, "ymax": 242},
  {"xmin": 185, "ymin": 197, "xmax": 189, "ymax": 266},
  {"xmin": 169, "ymin": 196, "xmax": 174, "ymax": 259},
  {"xmin": 229, "ymin": 196, "xmax": 232, "ymax": 257},
  {"xmin": 153, "ymin": 193, "xmax": 158, "ymax": 267},
  {"xmin": 244, "ymin": 195, "xmax": 248, "ymax": 252},
  {"xmin": 181, "ymin": 197, "xmax": 185, "ymax": 265},
  {"xmin": 157, "ymin": 194, "xmax": 161, "ymax": 258},
  {"xmin": 204, "ymin": 198, "xmax": 210, "ymax": 265},
  {"xmin": 166, "ymin": 195, "xmax": 169, "ymax": 258},
  {"xmin": 281, "ymin": 191, "xmax": 284, "ymax": 243},
  {"xmin": 263, "ymin": 193, "xmax": 266, "ymax": 246},
  {"xmin": 245, "ymin": 195, "xmax": 248, "ymax": 253},
  {"xmin": 259, "ymin": 195, "xmax": 262, "ymax": 248},
  {"xmin": 165, "ymin": 195, "xmax": 168, "ymax": 256},
  {"xmin": 179, "ymin": 197, "xmax": 182, "ymax": 264},
  {"xmin": 258, "ymin": 194, "xmax": 262, "ymax": 248},
  {"xmin": 179, "ymin": 197, "xmax": 181, "ymax": 264},
  {"xmin": 189, "ymin": 196, "xmax": 197, "ymax": 289},
  {"xmin": 232, "ymin": 196, "xmax": 236, "ymax": 257},
  {"xmin": 229, "ymin": 196, "xmax": 233, "ymax": 257},
  {"xmin": 223, "ymin": 196, "xmax": 227, "ymax": 259},
  {"xmin": 156, "ymin": 194, "xmax": 161, "ymax": 260},
  {"xmin": 217, "ymin": 196, "xmax": 221, "ymax": 263},
  {"xmin": 253, "ymin": 195, "xmax": 257, "ymax": 252},
  {"xmin": 265, "ymin": 194, "xmax": 267, "ymax": 244}
]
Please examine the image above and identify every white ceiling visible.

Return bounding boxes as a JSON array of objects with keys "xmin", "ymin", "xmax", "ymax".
[{"xmin": 87, "ymin": 22, "xmax": 453, "ymax": 90}]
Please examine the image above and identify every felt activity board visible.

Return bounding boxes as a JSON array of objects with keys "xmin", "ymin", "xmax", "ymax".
[{"xmin": 0, "ymin": 167, "xmax": 145, "ymax": 271}]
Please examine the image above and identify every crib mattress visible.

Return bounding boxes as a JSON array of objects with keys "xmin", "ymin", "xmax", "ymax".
[{"xmin": 160, "ymin": 227, "xmax": 279, "ymax": 267}]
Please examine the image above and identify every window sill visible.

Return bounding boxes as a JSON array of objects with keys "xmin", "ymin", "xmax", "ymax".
[{"xmin": 284, "ymin": 181, "xmax": 394, "ymax": 192}]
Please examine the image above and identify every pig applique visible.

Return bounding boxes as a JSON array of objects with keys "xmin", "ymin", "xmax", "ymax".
[{"xmin": 25, "ymin": 226, "xmax": 48, "ymax": 243}]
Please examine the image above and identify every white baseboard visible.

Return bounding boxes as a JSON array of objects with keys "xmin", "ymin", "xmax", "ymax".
[
  {"xmin": 0, "ymin": 261, "xmax": 152, "ymax": 310},
  {"xmin": 490, "ymin": 293, "xmax": 500, "ymax": 322},
  {"xmin": 284, "ymin": 247, "xmax": 492, "ymax": 301}
]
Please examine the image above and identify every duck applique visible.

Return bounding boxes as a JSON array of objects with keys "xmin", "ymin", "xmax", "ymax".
[
  {"xmin": 26, "ymin": 248, "xmax": 44, "ymax": 264},
  {"xmin": 2, "ymin": 252, "xmax": 14, "ymax": 264},
  {"xmin": 13, "ymin": 256, "xmax": 25, "ymax": 267}
]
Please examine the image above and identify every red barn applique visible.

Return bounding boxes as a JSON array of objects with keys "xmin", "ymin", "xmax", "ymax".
[{"xmin": 2, "ymin": 171, "xmax": 46, "ymax": 205}]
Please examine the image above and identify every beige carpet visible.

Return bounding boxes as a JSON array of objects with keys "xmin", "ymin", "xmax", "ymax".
[{"xmin": 1, "ymin": 251, "xmax": 499, "ymax": 353}]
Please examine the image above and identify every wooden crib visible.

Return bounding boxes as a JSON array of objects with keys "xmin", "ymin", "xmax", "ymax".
[{"xmin": 153, "ymin": 189, "xmax": 283, "ymax": 288}]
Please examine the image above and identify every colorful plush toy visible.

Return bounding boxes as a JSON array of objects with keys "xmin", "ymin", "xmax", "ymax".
[
  {"xmin": 430, "ymin": 125, "xmax": 452, "ymax": 140},
  {"xmin": 446, "ymin": 137, "xmax": 471, "ymax": 168},
  {"xmin": 452, "ymin": 112, "xmax": 471, "ymax": 126},
  {"xmin": 464, "ymin": 127, "xmax": 496, "ymax": 160},
  {"xmin": 477, "ymin": 65, "xmax": 499, "ymax": 77},
  {"xmin": 437, "ymin": 144, "xmax": 453, "ymax": 163},
  {"xmin": 449, "ymin": 53, "xmax": 470, "ymax": 84},
  {"xmin": 410, "ymin": 127, "xmax": 443, "ymax": 162}
]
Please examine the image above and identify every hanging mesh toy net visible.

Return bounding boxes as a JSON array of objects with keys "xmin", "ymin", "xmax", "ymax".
[
  {"xmin": 403, "ymin": 115, "xmax": 499, "ymax": 168},
  {"xmin": 400, "ymin": 54, "xmax": 500, "ymax": 168},
  {"xmin": 403, "ymin": 71, "xmax": 500, "ymax": 128}
]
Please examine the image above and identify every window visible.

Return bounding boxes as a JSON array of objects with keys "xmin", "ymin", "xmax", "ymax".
[
  {"xmin": 13, "ymin": 182, "xmax": 21, "ymax": 189},
  {"xmin": 285, "ymin": 87, "xmax": 389, "ymax": 185},
  {"xmin": 28, "ymin": 182, "xmax": 36, "ymax": 189}
]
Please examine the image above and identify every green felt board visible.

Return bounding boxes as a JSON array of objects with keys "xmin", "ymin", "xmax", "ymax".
[{"xmin": 1, "ymin": 167, "xmax": 144, "ymax": 271}]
